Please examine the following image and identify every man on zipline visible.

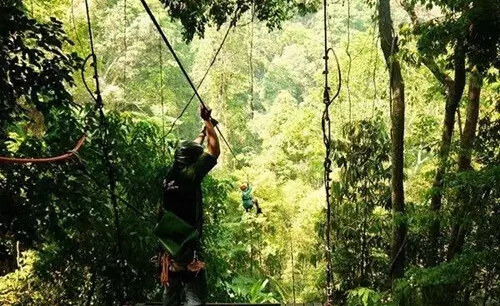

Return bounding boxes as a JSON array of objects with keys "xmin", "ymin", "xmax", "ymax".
[{"xmin": 159, "ymin": 105, "xmax": 220, "ymax": 305}]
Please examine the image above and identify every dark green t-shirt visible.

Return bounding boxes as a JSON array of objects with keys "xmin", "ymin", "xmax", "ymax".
[{"xmin": 163, "ymin": 153, "xmax": 217, "ymax": 235}]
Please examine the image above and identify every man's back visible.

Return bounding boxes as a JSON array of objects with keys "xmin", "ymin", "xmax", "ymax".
[{"xmin": 163, "ymin": 152, "xmax": 217, "ymax": 232}]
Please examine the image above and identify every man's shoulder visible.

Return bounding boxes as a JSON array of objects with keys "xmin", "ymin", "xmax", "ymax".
[{"xmin": 200, "ymin": 152, "xmax": 218, "ymax": 163}]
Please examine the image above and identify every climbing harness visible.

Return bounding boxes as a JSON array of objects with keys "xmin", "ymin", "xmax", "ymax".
[{"xmin": 321, "ymin": 0, "xmax": 341, "ymax": 303}]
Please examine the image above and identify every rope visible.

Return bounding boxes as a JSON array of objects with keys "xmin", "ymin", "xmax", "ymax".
[
  {"xmin": 162, "ymin": 9, "xmax": 237, "ymax": 139},
  {"xmin": 346, "ymin": 0, "xmax": 352, "ymax": 122},
  {"xmin": 249, "ymin": 0, "xmax": 255, "ymax": 118},
  {"xmin": 322, "ymin": 0, "xmax": 341, "ymax": 302},
  {"xmin": 0, "ymin": 135, "xmax": 86, "ymax": 164},
  {"xmin": 122, "ymin": 0, "xmax": 127, "ymax": 106},
  {"xmin": 290, "ymin": 229, "xmax": 296, "ymax": 304},
  {"xmin": 159, "ymin": 36, "xmax": 166, "ymax": 156},
  {"xmin": 139, "ymin": 0, "xmax": 208, "ymax": 109},
  {"xmin": 139, "ymin": 0, "xmax": 250, "ymax": 179},
  {"xmin": 456, "ymin": 108, "xmax": 463, "ymax": 139},
  {"xmin": 372, "ymin": 31, "xmax": 379, "ymax": 117},
  {"xmin": 83, "ymin": 0, "xmax": 125, "ymax": 301},
  {"xmin": 71, "ymin": 0, "xmax": 84, "ymax": 48}
]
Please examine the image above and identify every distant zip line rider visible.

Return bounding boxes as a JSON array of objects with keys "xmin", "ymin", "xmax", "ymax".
[
  {"xmin": 158, "ymin": 105, "xmax": 220, "ymax": 306},
  {"xmin": 240, "ymin": 184, "xmax": 262, "ymax": 214}
]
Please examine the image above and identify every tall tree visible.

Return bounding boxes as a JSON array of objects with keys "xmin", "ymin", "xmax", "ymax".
[
  {"xmin": 401, "ymin": 2, "xmax": 466, "ymax": 266},
  {"xmin": 377, "ymin": 0, "xmax": 406, "ymax": 282},
  {"xmin": 401, "ymin": 0, "xmax": 499, "ymax": 266},
  {"xmin": 447, "ymin": 71, "xmax": 482, "ymax": 261}
]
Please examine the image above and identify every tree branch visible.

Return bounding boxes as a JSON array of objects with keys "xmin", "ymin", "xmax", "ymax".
[{"xmin": 401, "ymin": 0, "xmax": 453, "ymax": 87}]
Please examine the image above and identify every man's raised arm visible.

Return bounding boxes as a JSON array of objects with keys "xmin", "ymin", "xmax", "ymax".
[{"xmin": 200, "ymin": 106, "xmax": 220, "ymax": 158}]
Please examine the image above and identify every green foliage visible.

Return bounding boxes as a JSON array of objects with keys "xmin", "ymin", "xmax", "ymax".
[
  {"xmin": 330, "ymin": 118, "xmax": 392, "ymax": 302},
  {"xmin": 399, "ymin": 0, "xmax": 500, "ymax": 73},
  {"xmin": 159, "ymin": 0, "xmax": 320, "ymax": 41},
  {"xmin": 223, "ymin": 276, "xmax": 280, "ymax": 303},
  {"xmin": 0, "ymin": 250, "xmax": 61, "ymax": 305},
  {"xmin": 1, "ymin": 0, "xmax": 499, "ymax": 304},
  {"xmin": 347, "ymin": 287, "xmax": 383, "ymax": 306},
  {"xmin": 0, "ymin": 0, "xmax": 81, "ymax": 147}
]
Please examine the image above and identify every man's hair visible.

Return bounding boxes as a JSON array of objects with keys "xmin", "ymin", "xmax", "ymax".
[{"xmin": 173, "ymin": 141, "xmax": 203, "ymax": 166}]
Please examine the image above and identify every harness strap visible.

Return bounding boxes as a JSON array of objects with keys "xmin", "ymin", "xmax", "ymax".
[
  {"xmin": 161, "ymin": 253, "xmax": 170, "ymax": 286},
  {"xmin": 160, "ymin": 253, "xmax": 206, "ymax": 287}
]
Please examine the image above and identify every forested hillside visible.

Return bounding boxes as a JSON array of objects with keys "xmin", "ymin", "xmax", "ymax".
[{"xmin": 0, "ymin": 0, "xmax": 498, "ymax": 305}]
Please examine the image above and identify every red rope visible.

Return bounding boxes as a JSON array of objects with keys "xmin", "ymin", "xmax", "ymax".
[{"xmin": 0, "ymin": 135, "xmax": 86, "ymax": 164}]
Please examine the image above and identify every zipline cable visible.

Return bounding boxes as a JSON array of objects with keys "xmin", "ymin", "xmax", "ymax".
[
  {"xmin": 322, "ymin": 0, "xmax": 341, "ymax": 303},
  {"xmin": 139, "ymin": 0, "xmax": 208, "ymax": 109},
  {"xmin": 76, "ymin": 161, "xmax": 155, "ymax": 223},
  {"xmin": 162, "ymin": 9, "xmax": 238, "ymax": 139},
  {"xmin": 366, "ymin": 20, "xmax": 376, "ymax": 116},
  {"xmin": 139, "ymin": 0, "xmax": 250, "ymax": 179}
]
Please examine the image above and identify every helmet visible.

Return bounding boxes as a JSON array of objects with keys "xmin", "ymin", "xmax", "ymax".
[
  {"xmin": 174, "ymin": 141, "xmax": 203, "ymax": 165},
  {"xmin": 240, "ymin": 184, "xmax": 247, "ymax": 191}
]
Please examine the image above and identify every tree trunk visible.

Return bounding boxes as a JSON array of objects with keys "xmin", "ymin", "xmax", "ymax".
[
  {"xmin": 378, "ymin": 0, "xmax": 407, "ymax": 282},
  {"xmin": 447, "ymin": 72, "xmax": 482, "ymax": 261},
  {"xmin": 428, "ymin": 45, "xmax": 466, "ymax": 266}
]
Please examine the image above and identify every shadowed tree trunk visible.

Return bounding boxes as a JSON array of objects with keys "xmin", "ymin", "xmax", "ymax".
[
  {"xmin": 428, "ymin": 45, "xmax": 466, "ymax": 266},
  {"xmin": 447, "ymin": 71, "xmax": 482, "ymax": 261},
  {"xmin": 400, "ymin": 1, "xmax": 467, "ymax": 266},
  {"xmin": 378, "ymin": 0, "xmax": 407, "ymax": 282}
]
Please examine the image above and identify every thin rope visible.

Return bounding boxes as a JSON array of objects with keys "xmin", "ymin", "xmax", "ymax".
[
  {"xmin": 71, "ymin": 0, "xmax": 84, "ymax": 48},
  {"xmin": 159, "ymin": 36, "xmax": 166, "ymax": 156},
  {"xmin": 123, "ymin": 0, "xmax": 127, "ymax": 104},
  {"xmin": 249, "ymin": 0, "xmax": 255, "ymax": 118},
  {"xmin": 456, "ymin": 108, "xmax": 463, "ymax": 139},
  {"xmin": 139, "ymin": 0, "xmax": 250, "ymax": 179},
  {"xmin": 346, "ymin": 0, "xmax": 352, "ymax": 122},
  {"xmin": 162, "ymin": 10, "xmax": 237, "ymax": 139},
  {"xmin": 322, "ymin": 0, "xmax": 342, "ymax": 302},
  {"xmin": 79, "ymin": 164, "xmax": 155, "ymax": 223},
  {"xmin": 372, "ymin": 34, "xmax": 379, "ymax": 117},
  {"xmin": 83, "ymin": 0, "xmax": 125, "ymax": 301},
  {"xmin": 367, "ymin": 19, "xmax": 378, "ymax": 117}
]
